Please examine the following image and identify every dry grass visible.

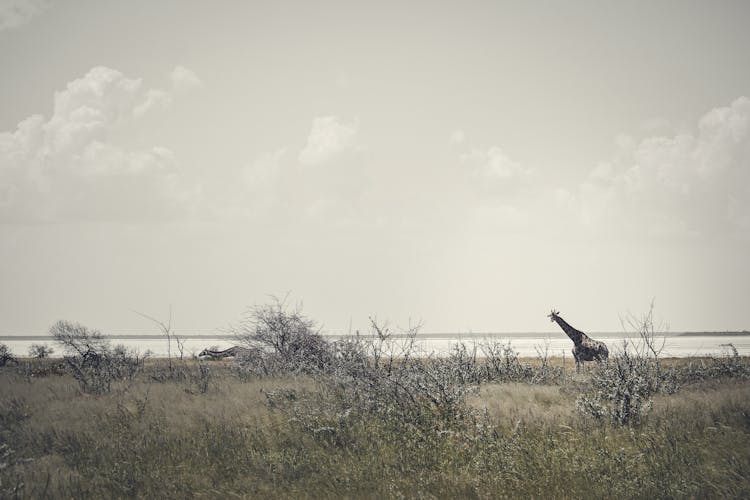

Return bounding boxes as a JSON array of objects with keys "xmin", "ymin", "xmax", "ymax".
[
  {"xmin": 1, "ymin": 358, "xmax": 749, "ymax": 498},
  {"xmin": 468, "ymin": 382, "xmax": 576, "ymax": 425}
]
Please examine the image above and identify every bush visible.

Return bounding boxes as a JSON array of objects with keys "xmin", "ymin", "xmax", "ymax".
[
  {"xmin": 283, "ymin": 319, "xmax": 477, "ymax": 429},
  {"xmin": 575, "ymin": 302, "xmax": 684, "ymax": 426},
  {"xmin": 575, "ymin": 341, "xmax": 674, "ymax": 425},
  {"xmin": 28, "ymin": 343, "xmax": 54, "ymax": 359},
  {"xmin": 478, "ymin": 340, "xmax": 535, "ymax": 383},
  {"xmin": 51, "ymin": 320, "xmax": 147, "ymax": 394},
  {"xmin": 234, "ymin": 297, "xmax": 331, "ymax": 374},
  {"xmin": 0, "ymin": 344, "xmax": 17, "ymax": 367},
  {"xmin": 677, "ymin": 344, "xmax": 750, "ymax": 384}
]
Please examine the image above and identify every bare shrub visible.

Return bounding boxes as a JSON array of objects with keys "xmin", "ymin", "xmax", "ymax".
[
  {"xmin": 28, "ymin": 343, "xmax": 54, "ymax": 359},
  {"xmin": 234, "ymin": 347, "xmax": 285, "ymax": 377},
  {"xmin": 134, "ymin": 307, "xmax": 187, "ymax": 372},
  {"xmin": 51, "ymin": 320, "xmax": 147, "ymax": 394},
  {"xmin": 575, "ymin": 340, "xmax": 662, "ymax": 425},
  {"xmin": 709, "ymin": 343, "xmax": 750, "ymax": 379},
  {"xmin": 0, "ymin": 343, "xmax": 18, "ymax": 367},
  {"xmin": 326, "ymin": 335, "xmax": 371, "ymax": 379},
  {"xmin": 309, "ymin": 319, "xmax": 476, "ymax": 425},
  {"xmin": 194, "ymin": 362, "xmax": 211, "ymax": 393},
  {"xmin": 624, "ymin": 299, "xmax": 668, "ymax": 360},
  {"xmin": 532, "ymin": 339, "xmax": 565, "ymax": 384},
  {"xmin": 478, "ymin": 340, "xmax": 533, "ymax": 383},
  {"xmin": 576, "ymin": 302, "xmax": 680, "ymax": 426},
  {"xmin": 619, "ymin": 299, "xmax": 673, "ymax": 388},
  {"xmin": 260, "ymin": 315, "xmax": 475, "ymax": 439},
  {"xmin": 621, "ymin": 300, "xmax": 679, "ymax": 394},
  {"xmin": 233, "ymin": 296, "xmax": 331, "ymax": 374},
  {"xmin": 443, "ymin": 341, "xmax": 481, "ymax": 385},
  {"xmin": 365, "ymin": 316, "xmax": 421, "ymax": 373},
  {"xmin": 404, "ymin": 352, "xmax": 480, "ymax": 418},
  {"xmin": 678, "ymin": 344, "xmax": 750, "ymax": 383}
]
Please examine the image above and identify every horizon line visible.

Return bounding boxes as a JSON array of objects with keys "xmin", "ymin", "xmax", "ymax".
[{"xmin": 2, "ymin": 330, "xmax": 749, "ymax": 341}]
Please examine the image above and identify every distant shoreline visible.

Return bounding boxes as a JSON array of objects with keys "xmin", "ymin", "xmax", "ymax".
[
  {"xmin": 2, "ymin": 331, "xmax": 749, "ymax": 341},
  {"xmin": 675, "ymin": 331, "xmax": 750, "ymax": 337}
]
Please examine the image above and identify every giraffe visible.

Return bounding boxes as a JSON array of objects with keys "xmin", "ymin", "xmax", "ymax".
[
  {"xmin": 548, "ymin": 310, "xmax": 608, "ymax": 372},
  {"xmin": 198, "ymin": 346, "xmax": 255, "ymax": 360}
]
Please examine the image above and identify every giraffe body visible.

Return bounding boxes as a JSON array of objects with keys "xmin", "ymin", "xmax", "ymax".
[
  {"xmin": 198, "ymin": 346, "xmax": 255, "ymax": 360},
  {"xmin": 548, "ymin": 310, "xmax": 608, "ymax": 372}
]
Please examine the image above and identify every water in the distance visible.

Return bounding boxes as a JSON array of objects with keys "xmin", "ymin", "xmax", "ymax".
[{"xmin": 2, "ymin": 332, "xmax": 748, "ymax": 359}]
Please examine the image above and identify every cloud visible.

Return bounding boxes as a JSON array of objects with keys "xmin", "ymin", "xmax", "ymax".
[
  {"xmin": 170, "ymin": 65, "xmax": 203, "ymax": 92},
  {"xmin": 0, "ymin": 0, "xmax": 49, "ymax": 31},
  {"xmin": 132, "ymin": 66, "xmax": 202, "ymax": 117},
  {"xmin": 240, "ymin": 148, "xmax": 289, "ymax": 216},
  {"xmin": 134, "ymin": 89, "xmax": 171, "ymax": 117},
  {"xmin": 240, "ymin": 115, "xmax": 369, "ymax": 226},
  {"xmin": 577, "ymin": 96, "xmax": 750, "ymax": 238},
  {"xmin": 0, "ymin": 65, "xmax": 201, "ymax": 223},
  {"xmin": 449, "ymin": 97, "xmax": 750, "ymax": 242},
  {"xmin": 44, "ymin": 66, "xmax": 143, "ymax": 155},
  {"xmin": 450, "ymin": 142, "xmax": 537, "ymax": 234},
  {"xmin": 449, "ymin": 129, "xmax": 465, "ymax": 145},
  {"xmin": 245, "ymin": 148, "xmax": 286, "ymax": 189},
  {"xmin": 461, "ymin": 146, "xmax": 531, "ymax": 181},
  {"xmin": 298, "ymin": 116, "xmax": 358, "ymax": 166},
  {"xmin": 241, "ymin": 141, "xmax": 370, "ymax": 227}
]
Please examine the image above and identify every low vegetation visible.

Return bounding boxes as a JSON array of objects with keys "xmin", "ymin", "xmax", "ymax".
[
  {"xmin": 0, "ymin": 301, "xmax": 749, "ymax": 498},
  {"xmin": 27, "ymin": 344, "xmax": 54, "ymax": 359}
]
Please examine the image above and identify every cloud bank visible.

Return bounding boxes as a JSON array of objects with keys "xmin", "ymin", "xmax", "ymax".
[
  {"xmin": 0, "ymin": 66, "xmax": 201, "ymax": 223},
  {"xmin": 453, "ymin": 97, "xmax": 750, "ymax": 242},
  {"xmin": 298, "ymin": 116, "xmax": 359, "ymax": 166},
  {"xmin": 577, "ymin": 96, "xmax": 750, "ymax": 239},
  {"xmin": 0, "ymin": 0, "xmax": 49, "ymax": 32}
]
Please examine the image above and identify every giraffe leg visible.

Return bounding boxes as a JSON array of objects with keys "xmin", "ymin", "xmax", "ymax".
[{"xmin": 573, "ymin": 349, "xmax": 580, "ymax": 373}]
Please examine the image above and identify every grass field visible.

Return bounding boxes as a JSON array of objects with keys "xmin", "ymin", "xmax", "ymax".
[{"xmin": 1, "ymin": 354, "xmax": 749, "ymax": 499}]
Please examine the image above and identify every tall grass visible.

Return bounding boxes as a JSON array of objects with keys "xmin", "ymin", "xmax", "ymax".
[
  {"xmin": 1, "ymin": 303, "xmax": 748, "ymax": 498},
  {"xmin": 1, "ymin": 356, "xmax": 749, "ymax": 498}
]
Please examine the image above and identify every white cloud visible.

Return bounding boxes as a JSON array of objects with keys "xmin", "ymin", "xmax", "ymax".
[
  {"xmin": 461, "ymin": 146, "xmax": 531, "ymax": 181},
  {"xmin": 133, "ymin": 66, "xmax": 202, "ymax": 117},
  {"xmin": 134, "ymin": 89, "xmax": 171, "ymax": 117},
  {"xmin": 452, "ymin": 144, "xmax": 536, "ymax": 234},
  {"xmin": 449, "ymin": 129, "xmax": 465, "ymax": 145},
  {"xmin": 0, "ymin": 66, "xmax": 201, "ymax": 223},
  {"xmin": 170, "ymin": 65, "xmax": 203, "ymax": 92},
  {"xmin": 450, "ymin": 97, "xmax": 750, "ymax": 242},
  {"xmin": 0, "ymin": 0, "xmax": 49, "ymax": 31},
  {"xmin": 43, "ymin": 67, "xmax": 143, "ymax": 156},
  {"xmin": 298, "ymin": 116, "xmax": 358, "ymax": 165},
  {"xmin": 241, "ymin": 116, "xmax": 368, "ymax": 226},
  {"xmin": 242, "ymin": 138, "xmax": 369, "ymax": 227},
  {"xmin": 245, "ymin": 148, "xmax": 286, "ymax": 189},
  {"xmin": 241, "ymin": 148, "xmax": 289, "ymax": 216},
  {"xmin": 577, "ymin": 96, "xmax": 750, "ymax": 238}
]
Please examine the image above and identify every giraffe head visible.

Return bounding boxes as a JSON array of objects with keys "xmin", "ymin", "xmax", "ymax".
[
  {"xmin": 548, "ymin": 309, "xmax": 560, "ymax": 322},
  {"xmin": 198, "ymin": 347, "xmax": 220, "ymax": 358}
]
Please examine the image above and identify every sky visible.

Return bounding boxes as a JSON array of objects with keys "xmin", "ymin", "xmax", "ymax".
[{"xmin": 1, "ymin": 0, "xmax": 749, "ymax": 335}]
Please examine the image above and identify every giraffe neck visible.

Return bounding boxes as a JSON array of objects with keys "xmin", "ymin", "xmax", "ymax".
[
  {"xmin": 203, "ymin": 347, "xmax": 235, "ymax": 358},
  {"xmin": 554, "ymin": 316, "xmax": 587, "ymax": 345}
]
